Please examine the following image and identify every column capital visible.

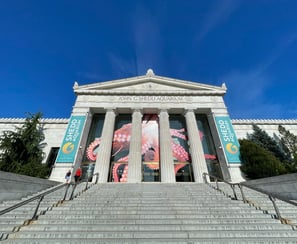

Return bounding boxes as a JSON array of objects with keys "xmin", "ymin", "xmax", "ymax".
[
  {"xmin": 184, "ymin": 109, "xmax": 195, "ymax": 116},
  {"xmin": 132, "ymin": 108, "xmax": 143, "ymax": 115},
  {"xmin": 104, "ymin": 108, "xmax": 118, "ymax": 115},
  {"xmin": 158, "ymin": 109, "xmax": 169, "ymax": 119},
  {"xmin": 158, "ymin": 108, "xmax": 168, "ymax": 114}
]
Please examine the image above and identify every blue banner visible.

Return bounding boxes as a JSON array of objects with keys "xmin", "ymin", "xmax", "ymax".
[
  {"xmin": 56, "ymin": 115, "xmax": 86, "ymax": 163},
  {"xmin": 214, "ymin": 116, "xmax": 241, "ymax": 163}
]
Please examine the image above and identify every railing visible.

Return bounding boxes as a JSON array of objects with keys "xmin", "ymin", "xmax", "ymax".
[
  {"xmin": 62, "ymin": 172, "xmax": 99, "ymax": 201},
  {"xmin": 0, "ymin": 172, "xmax": 99, "ymax": 240},
  {"xmin": 0, "ymin": 183, "xmax": 65, "ymax": 220},
  {"xmin": 202, "ymin": 172, "xmax": 297, "ymax": 227}
]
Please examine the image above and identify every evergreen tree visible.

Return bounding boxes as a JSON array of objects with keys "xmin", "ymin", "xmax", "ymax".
[
  {"xmin": 239, "ymin": 139, "xmax": 287, "ymax": 179},
  {"xmin": 247, "ymin": 124, "xmax": 289, "ymax": 162},
  {"xmin": 0, "ymin": 112, "xmax": 49, "ymax": 178},
  {"xmin": 278, "ymin": 125, "xmax": 297, "ymax": 172}
]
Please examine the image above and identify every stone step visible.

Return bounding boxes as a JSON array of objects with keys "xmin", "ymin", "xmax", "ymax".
[
  {"xmin": 6, "ymin": 230, "xmax": 297, "ymax": 239},
  {"xmin": 38, "ymin": 213, "xmax": 276, "ymax": 220},
  {"xmin": 2, "ymin": 182, "xmax": 297, "ymax": 243},
  {"xmin": 19, "ymin": 223, "xmax": 293, "ymax": 232},
  {"xmin": 35, "ymin": 217, "xmax": 282, "ymax": 225},
  {"xmin": 4, "ymin": 237, "xmax": 297, "ymax": 244},
  {"xmin": 0, "ymin": 214, "xmax": 33, "ymax": 219},
  {"xmin": 70, "ymin": 201, "xmax": 244, "ymax": 207},
  {"xmin": 55, "ymin": 206, "xmax": 249, "ymax": 211},
  {"xmin": 73, "ymin": 197, "xmax": 230, "ymax": 203},
  {"xmin": 46, "ymin": 209, "xmax": 265, "ymax": 215}
]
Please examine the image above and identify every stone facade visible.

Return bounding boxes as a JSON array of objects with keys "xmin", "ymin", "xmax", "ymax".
[
  {"xmin": 0, "ymin": 118, "xmax": 67, "ymax": 165},
  {"xmin": 1, "ymin": 70, "xmax": 297, "ymax": 184}
]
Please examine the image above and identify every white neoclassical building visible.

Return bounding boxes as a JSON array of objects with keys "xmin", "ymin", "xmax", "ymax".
[{"xmin": 1, "ymin": 70, "xmax": 297, "ymax": 183}]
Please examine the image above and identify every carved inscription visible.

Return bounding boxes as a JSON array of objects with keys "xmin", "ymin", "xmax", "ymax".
[{"xmin": 118, "ymin": 96, "xmax": 186, "ymax": 102}]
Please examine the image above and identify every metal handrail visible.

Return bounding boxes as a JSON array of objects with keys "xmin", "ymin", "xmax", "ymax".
[
  {"xmin": 0, "ymin": 172, "xmax": 100, "ymax": 241},
  {"xmin": 0, "ymin": 172, "xmax": 100, "ymax": 219},
  {"xmin": 202, "ymin": 172, "xmax": 239, "ymax": 199},
  {"xmin": 68, "ymin": 172, "xmax": 99, "ymax": 200},
  {"xmin": 202, "ymin": 172, "xmax": 297, "ymax": 226},
  {"xmin": 0, "ymin": 183, "xmax": 66, "ymax": 219}
]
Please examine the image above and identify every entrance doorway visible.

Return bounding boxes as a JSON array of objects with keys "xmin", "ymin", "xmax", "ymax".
[
  {"xmin": 175, "ymin": 163, "xmax": 193, "ymax": 182},
  {"xmin": 142, "ymin": 162, "xmax": 160, "ymax": 182}
]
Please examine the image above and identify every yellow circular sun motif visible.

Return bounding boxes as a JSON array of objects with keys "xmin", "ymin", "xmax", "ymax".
[
  {"xmin": 62, "ymin": 142, "xmax": 75, "ymax": 154},
  {"xmin": 226, "ymin": 142, "xmax": 238, "ymax": 154}
]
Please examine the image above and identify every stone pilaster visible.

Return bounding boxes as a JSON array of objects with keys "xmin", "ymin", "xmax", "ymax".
[
  {"xmin": 159, "ymin": 109, "xmax": 175, "ymax": 183},
  {"xmin": 127, "ymin": 109, "xmax": 143, "ymax": 183},
  {"xmin": 184, "ymin": 109, "xmax": 208, "ymax": 183},
  {"xmin": 93, "ymin": 109, "xmax": 116, "ymax": 183}
]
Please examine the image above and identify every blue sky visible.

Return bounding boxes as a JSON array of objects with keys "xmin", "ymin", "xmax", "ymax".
[{"xmin": 1, "ymin": 0, "xmax": 297, "ymax": 119}]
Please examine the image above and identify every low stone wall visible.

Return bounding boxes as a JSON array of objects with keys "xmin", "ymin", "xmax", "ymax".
[
  {"xmin": 0, "ymin": 171, "xmax": 60, "ymax": 203},
  {"xmin": 242, "ymin": 173, "xmax": 297, "ymax": 200}
]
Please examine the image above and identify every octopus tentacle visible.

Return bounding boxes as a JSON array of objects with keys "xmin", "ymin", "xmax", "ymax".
[
  {"xmin": 120, "ymin": 165, "xmax": 128, "ymax": 182},
  {"xmin": 170, "ymin": 128, "xmax": 187, "ymax": 140},
  {"xmin": 171, "ymin": 142, "xmax": 189, "ymax": 162},
  {"xmin": 205, "ymin": 154, "xmax": 217, "ymax": 160},
  {"xmin": 112, "ymin": 164, "xmax": 120, "ymax": 182},
  {"xmin": 86, "ymin": 138, "xmax": 101, "ymax": 161},
  {"xmin": 174, "ymin": 163, "xmax": 187, "ymax": 174},
  {"xmin": 117, "ymin": 155, "xmax": 129, "ymax": 162},
  {"xmin": 112, "ymin": 163, "xmax": 128, "ymax": 182}
]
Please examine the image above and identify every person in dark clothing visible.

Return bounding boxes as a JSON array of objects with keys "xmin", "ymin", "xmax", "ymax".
[{"xmin": 65, "ymin": 169, "xmax": 71, "ymax": 184}]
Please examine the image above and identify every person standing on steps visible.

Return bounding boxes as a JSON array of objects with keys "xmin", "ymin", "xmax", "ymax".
[
  {"xmin": 65, "ymin": 169, "xmax": 71, "ymax": 184},
  {"xmin": 74, "ymin": 166, "xmax": 82, "ymax": 183}
]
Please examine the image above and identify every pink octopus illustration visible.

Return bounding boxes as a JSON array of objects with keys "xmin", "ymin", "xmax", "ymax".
[{"xmin": 86, "ymin": 115, "xmax": 216, "ymax": 182}]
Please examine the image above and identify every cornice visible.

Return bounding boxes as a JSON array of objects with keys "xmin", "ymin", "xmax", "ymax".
[
  {"xmin": 74, "ymin": 90, "xmax": 226, "ymax": 96},
  {"xmin": 0, "ymin": 118, "xmax": 69, "ymax": 124},
  {"xmin": 232, "ymin": 119, "xmax": 297, "ymax": 124},
  {"xmin": 1, "ymin": 118, "xmax": 297, "ymax": 124}
]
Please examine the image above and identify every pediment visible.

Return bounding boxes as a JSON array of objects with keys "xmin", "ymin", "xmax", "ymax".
[{"xmin": 74, "ymin": 72, "xmax": 226, "ymax": 96}]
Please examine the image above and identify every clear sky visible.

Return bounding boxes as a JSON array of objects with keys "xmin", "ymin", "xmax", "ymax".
[{"xmin": 1, "ymin": 0, "xmax": 297, "ymax": 119}]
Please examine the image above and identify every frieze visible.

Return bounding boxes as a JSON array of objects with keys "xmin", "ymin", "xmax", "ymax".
[{"xmin": 118, "ymin": 95, "xmax": 189, "ymax": 102}]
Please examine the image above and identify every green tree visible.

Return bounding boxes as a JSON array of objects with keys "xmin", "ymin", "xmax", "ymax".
[
  {"xmin": 0, "ymin": 112, "xmax": 50, "ymax": 178},
  {"xmin": 247, "ymin": 124, "xmax": 290, "ymax": 162},
  {"xmin": 278, "ymin": 125, "xmax": 297, "ymax": 172},
  {"xmin": 239, "ymin": 139, "xmax": 287, "ymax": 179}
]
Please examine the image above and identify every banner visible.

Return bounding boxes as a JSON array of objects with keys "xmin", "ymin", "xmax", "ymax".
[
  {"xmin": 56, "ymin": 115, "xmax": 86, "ymax": 163},
  {"xmin": 214, "ymin": 116, "xmax": 241, "ymax": 163}
]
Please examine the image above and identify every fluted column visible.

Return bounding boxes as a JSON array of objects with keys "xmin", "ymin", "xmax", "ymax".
[
  {"xmin": 159, "ymin": 109, "xmax": 175, "ymax": 183},
  {"xmin": 184, "ymin": 109, "xmax": 208, "ymax": 183},
  {"xmin": 127, "ymin": 109, "xmax": 143, "ymax": 183},
  {"xmin": 93, "ymin": 109, "xmax": 116, "ymax": 183}
]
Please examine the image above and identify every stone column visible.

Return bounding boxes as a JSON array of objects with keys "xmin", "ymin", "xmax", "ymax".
[
  {"xmin": 127, "ymin": 109, "xmax": 143, "ymax": 183},
  {"xmin": 184, "ymin": 109, "xmax": 208, "ymax": 183},
  {"xmin": 93, "ymin": 109, "xmax": 116, "ymax": 183},
  {"xmin": 159, "ymin": 109, "xmax": 175, "ymax": 183}
]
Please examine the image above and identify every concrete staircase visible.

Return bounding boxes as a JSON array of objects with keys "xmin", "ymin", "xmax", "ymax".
[
  {"xmin": 2, "ymin": 183, "xmax": 297, "ymax": 243},
  {"xmin": 0, "ymin": 182, "xmax": 87, "ymax": 240},
  {"xmin": 213, "ymin": 182, "xmax": 297, "ymax": 227}
]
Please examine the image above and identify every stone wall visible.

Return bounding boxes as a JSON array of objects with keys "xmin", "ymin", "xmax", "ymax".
[
  {"xmin": 241, "ymin": 173, "xmax": 297, "ymax": 200},
  {"xmin": 232, "ymin": 119, "xmax": 297, "ymax": 139},
  {"xmin": 0, "ymin": 171, "xmax": 60, "ymax": 202},
  {"xmin": 0, "ymin": 118, "xmax": 68, "ymax": 164}
]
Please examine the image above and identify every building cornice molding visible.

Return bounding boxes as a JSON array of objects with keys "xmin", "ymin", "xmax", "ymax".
[
  {"xmin": 232, "ymin": 119, "xmax": 297, "ymax": 124},
  {"xmin": 2, "ymin": 118, "xmax": 297, "ymax": 124},
  {"xmin": 0, "ymin": 118, "xmax": 69, "ymax": 124},
  {"xmin": 74, "ymin": 89, "xmax": 226, "ymax": 96}
]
